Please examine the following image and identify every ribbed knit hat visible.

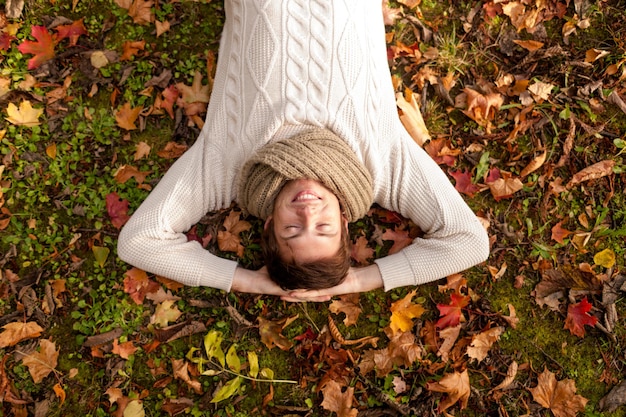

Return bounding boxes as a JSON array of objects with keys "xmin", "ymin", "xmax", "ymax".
[{"xmin": 238, "ymin": 129, "xmax": 373, "ymax": 222}]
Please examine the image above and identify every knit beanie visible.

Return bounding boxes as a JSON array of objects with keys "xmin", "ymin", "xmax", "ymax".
[{"xmin": 238, "ymin": 129, "xmax": 373, "ymax": 222}]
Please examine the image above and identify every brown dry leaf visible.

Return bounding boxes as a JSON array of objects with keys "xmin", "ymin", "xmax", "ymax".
[
  {"xmin": 120, "ymin": 40, "xmax": 145, "ymax": 61},
  {"xmin": 585, "ymin": 48, "xmax": 609, "ymax": 63},
  {"xmin": 258, "ymin": 315, "xmax": 298, "ymax": 351},
  {"xmin": 113, "ymin": 164, "xmax": 151, "ymax": 184},
  {"xmin": 155, "ymin": 20, "xmax": 170, "ymax": 37},
  {"xmin": 150, "ymin": 300, "xmax": 182, "ymax": 327},
  {"xmin": 5, "ymin": 101, "xmax": 43, "ymax": 127},
  {"xmin": 492, "ymin": 361, "xmax": 518, "ymax": 391},
  {"xmin": 350, "ymin": 235, "xmax": 374, "ymax": 266},
  {"xmin": 171, "ymin": 358, "xmax": 203, "ymax": 394},
  {"xmin": 438, "ymin": 273, "xmax": 467, "ymax": 294},
  {"xmin": 320, "ymin": 380, "xmax": 358, "ymax": 417},
  {"xmin": 134, "ymin": 141, "xmax": 151, "ymax": 161},
  {"xmin": 466, "ymin": 326, "xmax": 504, "ymax": 363},
  {"xmin": 387, "ymin": 331, "xmax": 422, "ymax": 367},
  {"xmin": 381, "ymin": 1, "xmax": 403, "ymax": 26},
  {"xmin": 381, "ymin": 225, "xmax": 414, "ymax": 255},
  {"xmin": 157, "ymin": 142, "xmax": 188, "ymax": 159},
  {"xmin": 329, "ymin": 294, "xmax": 362, "ymax": 326},
  {"xmin": 528, "ymin": 81, "xmax": 554, "ymax": 102},
  {"xmin": 115, "ymin": 102, "xmax": 143, "ymax": 130},
  {"xmin": 520, "ymin": 149, "xmax": 547, "ymax": 178},
  {"xmin": 128, "ymin": 0, "xmax": 154, "ymax": 25},
  {"xmin": 112, "ymin": 338, "xmax": 138, "ymax": 359},
  {"xmin": 437, "ymin": 324, "xmax": 461, "ymax": 363},
  {"xmin": 388, "ymin": 289, "xmax": 425, "ymax": 335},
  {"xmin": 487, "ymin": 171, "xmax": 524, "ymax": 201},
  {"xmin": 176, "ymin": 71, "xmax": 210, "ymax": 105},
  {"xmin": 462, "ymin": 88, "xmax": 503, "ymax": 133},
  {"xmin": 396, "ymin": 90, "xmax": 431, "ymax": 147},
  {"xmin": 426, "ymin": 370, "xmax": 471, "ymax": 412},
  {"xmin": 567, "ymin": 159, "xmax": 615, "ymax": 188},
  {"xmin": 551, "ymin": 221, "xmax": 572, "ymax": 244},
  {"xmin": 0, "ymin": 322, "xmax": 44, "ymax": 348},
  {"xmin": 529, "ymin": 368, "xmax": 588, "ymax": 417},
  {"xmin": 502, "ymin": 304, "xmax": 519, "ymax": 329},
  {"xmin": 217, "ymin": 211, "xmax": 251, "ymax": 257},
  {"xmin": 20, "ymin": 339, "xmax": 59, "ymax": 383},
  {"xmin": 513, "ymin": 39, "xmax": 544, "ymax": 51}
]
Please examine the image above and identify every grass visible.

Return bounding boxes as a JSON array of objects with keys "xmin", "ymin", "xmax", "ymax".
[{"xmin": 1, "ymin": 0, "xmax": 626, "ymax": 416}]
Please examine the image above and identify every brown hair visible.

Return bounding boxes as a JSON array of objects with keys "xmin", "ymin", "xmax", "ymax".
[{"xmin": 261, "ymin": 219, "xmax": 352, "ymax": 290}]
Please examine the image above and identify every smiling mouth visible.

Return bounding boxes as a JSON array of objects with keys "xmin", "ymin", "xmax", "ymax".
[{"xmin": 293, "ymin": 191, "xmax": 322, "ymax": 202}]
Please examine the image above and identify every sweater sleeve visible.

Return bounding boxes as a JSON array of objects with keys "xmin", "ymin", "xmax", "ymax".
[
  {"xmin": 373, "ymin": 135, "xmax": 489, "ymax": 291},
  {"xmin": 117, "ymin": 136, "xmax": 239, "ymax": 292}
]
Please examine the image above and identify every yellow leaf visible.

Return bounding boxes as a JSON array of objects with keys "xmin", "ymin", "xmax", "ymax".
[
  {"xmin": 6, "ymin": 101, "xmax": 43, "ymax": 127},
  {"xmin": 389, "ymin": 290, "xmax": 425, "ymax": 335},
  {"xmin": 594, "ymin": 248, "xmax": 616, "ymax": 269},
  {"xmin": 396, "ymin": 90, "xmax": 431, "ymax": 147},
  {"xmin": 92, "ymin": 245, "xmax": 110, "ymax": 267},
  {"xmin": 46, "ymin": 143, "xmax": 57, "ymax": 159}
]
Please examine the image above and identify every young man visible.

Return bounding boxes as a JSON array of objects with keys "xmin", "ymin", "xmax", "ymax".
[{"xmin": 117, "ymin": 0, "xmax": 489, "ymax": 301}]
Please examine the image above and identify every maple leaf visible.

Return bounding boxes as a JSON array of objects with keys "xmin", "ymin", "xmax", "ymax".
[
  {"xmin": 176, "ymin": 70, "xmax": 210, "ymax": 113},
  {"xmin": 123, "ymin": 267, "xmax": 160, "ymax": 304},
  {"xmin": 564, "ymin": 297, "xmax": 598, "ymax": 338},
  {"xmin": 424, "ymin": 138, "xmax": 459, "ymax": 166},
  {"xmin": 350, "ymin": 235, "xmax": 374, "ymax": 266},
  {"xmin": 158, "ymin": 85, "xmax": 179, "ymax": 119},
  {"xmin": 387, "ymin": 331, "xmax": 422, "ymax": 367},
  {"xmin": 0, "ymin": 321, "xmax": 43, "ymax": 348},
  {"xmin": 329, "ymin": 293, "xmax": 362, "ymax": 326},
  {"xmin": 157, "ymin": 141, "xmax": 188, "ymax": 159},
  {"xmin": 529, "ymin": 368, "xmax": 588, "ymax": 417},
  {"xmin": 120, "ymin": 40, "xmax": 145, "ymax": 61},
  {"xmin": 389, "ymin": 289, "xmax": 425, "ymax": 335},
  {"xmin": 437, "ymin": 324, "xmax": 461, "ymax": 362},
  {"xmin": 466, "ymin": 326, "xmax": 504, "ymax": 363},
  {"xmin": 54, "ymin": 19, "xmax": 88, "ymax": 46},
  {"xmin": 320, "ymin": 380, "xmax": 358, "ymax": 417},
  {"xmin": 485, "ymin": 168, "xmax": 524, "ymax": 201},
  {"xmin": 20, "ymin": 339, "xmax": 58, "ymax": 383},
  {"xmin": 382, "ymin": 225, "xmax": 413, "ymax": 255},
  {"xmin": 128, "ymin": 0, "xmax": 154, "ymax": 25},
  {"xmin": 150, "ymin": 300, "xmax": 182, "ymax": 327},
  {"xmin": 551, "ymin": 221, "xmax": 572, "ymax": 244},
  {"xmin": 172, "ymin": 358, "xmax": 203, "ymax": 394},
  {"xmin": 115, "ymin": 102, "xmax": 143, "ymax": 130},
  {"xmin": 449, "ymin": 169, "xmax": 480, "ymax": 197},
  {"xmin": 462, "ymin": 87, "xmax": 503, "ymax": 133},
  {"xmin": 217, "ymin": 210, "xmax": 251, "ymax": 257},
  {"xmin": 134, "ymin": 141, "xmax": 151, "ymax": 161},
  {"xmin": 594, "ymin": 248, "xmax": 616, "ymax": 269},
  {"xmin": 5, "ymin": 100, "xmax": 43, "ymax": 127},
  {"xmin": 0, "ymin": 32, "xmax": 16, "ymax": 51},
  {"xmin": 105, "ymin": 192, "xmax": 131, "ymax": 229},
  {"xmin": 426, "ymin": 370, "xmax": 471, "ymax": 412},
  {"xmin": 382, "ymin": 1, "xmax": 403, "ymax": 25},
  {"xmin": 113, "ymin": 164, "xmax": 151, "ymax": 185},
  {"xmin": 436, "ymin": 292, "xmax": 470, "ymax": 329},
  {"xmin": 257, "ymin": 315, "xmax": 298, "ymax": 351},
  {"xmin": 112, "ymin": 338, "xmax": 138, "ymax": 359},
  {"xmin": 17, "ymin": 26, "xmax": 56, "ymax": 69}
]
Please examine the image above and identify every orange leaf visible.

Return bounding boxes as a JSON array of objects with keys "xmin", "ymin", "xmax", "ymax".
[
  {"xmin": 113, "ymin": 164, "xmax": 150, "ymax": 184},
  {"xmin": 20, "ymin": 339, "xmax": 59, "ymax": 383},
  {"xmin": 513, "ymin": 39, "xmax": 544, "ymax": 51},
  {"xmin": 382, "ymin": 226, "xmax": 413, "ymax": 255},
  {"xmin": 551, "ymin": 221, "xmax": 571, "ymax": 244},
  {"xmin": 529, "ymin": 368, "xmax": 588, "ymax": 417},
  {"xmin": 123, "ymin": 267, "xmax": 160, "ymax": 304},
  {"xmin": 112, "ymin": 338, "xmax": 138, "ymax": 359},
  {"xmin": 426, "ymin": 370, "xmax": 471, "ymax": 412},
  {"xmin": 120, "ymin": 40, "xmax": 145, "ymax": 61},
  {"xmin": 128, "ymin": 0, "xmax": 154, "ymax": 25},
  {"xmin": 115, "ymin": 102, "xmax": 143, "ymax": 130},
  {"xmin": 157, "ymin": 141, "xmax": 188, "ymax": 159},
  {"xmin": 217, "ymin": 211, "xmax": 251, "ymax": 257},
  {"xmin": 389, "ymin": 289, "xmax": 425, "ymax": 335},
  {"xmin": 329, "ymin": 294, "xmax": 362, "ymax": 326},
  {"xmin": 54, "ymin": 19, "xmax": 88, "ymax": 47},
  {"xmin": 176, "ymin": 71, "xmax": 210, "ymax": 105},
  {"xmin": 171, "ymin": 358, "xmax": 203, "ymax": 394},
  {"xmin": 0, "ymin": 322, "xmax": 44, "ymax": 348},
  {"xmin": 134, "ymin": 141, "xmax": 151, "ymax": 161},
  {"xmin": 320, "ymin": 380, "xmax": 358, "ymax": 417}
]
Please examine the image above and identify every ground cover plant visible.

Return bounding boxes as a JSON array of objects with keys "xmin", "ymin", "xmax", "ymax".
[{"xmin": 0, "ymin": 0, "xmax": 625, "ymax": 415}]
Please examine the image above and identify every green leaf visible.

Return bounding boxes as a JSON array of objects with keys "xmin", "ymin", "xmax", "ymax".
[
  {"xmin": 247, "ymin": 351, "xmax": 259, "ymax": 378},
  {"xmin": 475, "ymin": 152, "xmax": 490, "ymax": 183},
  {"xmin": 260, "ymin": 367, "xmax": 274, "ymax": 380},
  {"xmin": 210, "ymin": 377, "xmax": 242, "ymax": 403},
  {"xmin": 226, "ymin": 344, "xmax": 240, "ymax": 373},
  {"xmin": 92, "ymin": 245, "xmax": 110, "ymax": 267},
  {"xmin": 204, "ymin": 331, "xmax": 225, "ymax": 367}
]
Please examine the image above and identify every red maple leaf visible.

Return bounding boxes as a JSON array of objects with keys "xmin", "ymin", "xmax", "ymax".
[
  {"xmin": 106, "ymin": 192, "xmax": 131, "ymax": 229},
  {"xmin": 449, "ymin": 169, "xmax": 480, "ymax": 197},
  {"xmin": 17, "ymin": 26, "xmax": 56, "ymax": 70},
  {"xmin": 123, "ymin": 268, "xmax": 160, "ymax": 304},
  {"xmin": 564, "ymin": 297, "xmax": 598, "ymax": 337},
  {"xmin": 160, "ymin": 85, "xmax": 179, "ymax": 119},
  {"xmin": 55, "ymin": 19, "xmax": 88, "ymax": 47},
  {"xmin": 0, "ymin": 32, "xmax": 15, "ymax": 51},
  {"xmin": 435, "ymin": 292, "xmax": 470, "ymax": 329}
]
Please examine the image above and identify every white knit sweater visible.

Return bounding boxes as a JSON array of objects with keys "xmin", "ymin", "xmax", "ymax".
[{"xmin": 117, "ymin": 0, "xmax": 490, "ymax": 292}]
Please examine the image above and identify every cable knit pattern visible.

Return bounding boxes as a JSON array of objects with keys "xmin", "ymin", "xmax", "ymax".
[{"xmin": 117, "ymin": 0, "xmax": 490, "ymax": 292}]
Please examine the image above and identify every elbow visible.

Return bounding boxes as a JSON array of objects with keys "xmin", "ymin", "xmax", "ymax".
[{"xmin": 117, "ymin": 224, "xmax": 136, "ymax": 265}]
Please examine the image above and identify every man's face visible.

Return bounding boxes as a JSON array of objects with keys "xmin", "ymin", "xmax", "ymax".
[{"xmin": 267, "ymin": 179, "xmax": 345, "ymax": 263}]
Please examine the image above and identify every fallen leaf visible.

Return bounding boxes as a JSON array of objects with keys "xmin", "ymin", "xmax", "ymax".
[
  {"xmin": 0, "ymin": 322, "xmax": 44, "ymax": 348},
  {"xmin": 492, "ymin": 361, "xmax": 518, "ymax": 391},
  {"xmin": 396, "ymin": 90, "xmax": 431, "ymax": 147},
  {"xmin": 258, "ymin": 315, "xmax": 297, "ymax": 351},
  {"xmin": 424, "ymin": 138, "xmax": 459, "ymax": 166},
  {"xmin": 155, "ymin": 20, "xmax": 170, "ymax": 37},
  {"xmin": 564, "ymin": 297, "xmax": 598, "ymax": 338},
  {"xmin": 113, "ymin": 164, "xmax": 151, "ymax": 184},
  {"xmin": 529, "ymin": 368, "xmax": 588, "ymax": 417},
  {"xmin": 120, "ymin": 40, "xmax": 145, "ymax": 61},
  {"xmin": 92, "ymin": 245, "xmax": 110, "ymax": 268},
  {"xmin": 158, "ymin": 85, "xmax": 179, "ymax": 119},
  {"xmin": 150, "ymin": 300, "xmax": 182, "ymax": 327},
  {"xmin": 426, "ymin": 370, "xmax": 470, "ymax": 412},
  {"xmin": 54, "ymin": 18, "xmax": 88, "ymax": 46},
  {"xmin": 551, "ymin": 221, "xmax": 572, "ymax": 244},
  {"xmin": 502, "ymin": 303, "xmax": 519, "ymax": 329},
  {"xmin": 106, "ymin": 192, "xmax": 131, "ymax": 229},
  {"xmin": 567, "ymin": 159, "xmax": 615, "ymax": 188},
  {"xmin": 462, "ymin": 87, "xmax": 503, "ymax": 133},
  {"xmin": 329, "ymin": 293, "xmax": 362, "ymax": 326},
  {"xmin": 436, "ymin": 292, "xmax": 470, "ymax": 329},
  {"xmin": 20, "ymin": 339, "xmax": 58, "ymax": 383},
  {"xmin": 134, "ymin": 141, "xmax": 151, "ymax": 160},
  {"xmin": 115, "ymin": 102, "xmax": 143, "ymax": 130},
  {"xmin": 112, "ymin": 338, "xmax": 138, "ymax": 359},
  {"xmin": 449, "ymin": 169, "xmax": 479, "ymax": 197},
  {"xmin": 513, "ymin": 39, "xmax": 544, "ymax": 51},
  {"xmin": 5, "ymin": 101, "xmax": 43, "ymax": 127},
  {"xmin": 486, "ymin": 168, "xmax": 524, "ymax": 201},
  {"xmin": 172, "ymin": 358, "xmax": 203, "ymax": 394},
  {"xmin": 17, "ymin": 25, "xmax": 55, "ymax": 69},
  {"xmin": 520, "ymin": 149, "xmax": 547, "ymax": 177},
  {"xmin": 382, "ymin": 225, "xmax": 413, "ymax": 255},
  {"xmin": 127, "ymin": 0, "xmax": 154, "ymax": 25},
  {"xmin": 176, "ymin": 70, "xmax": 210, "ymax": 105},
  {"xmin": 437, "ymin": 324, "xmax": 461, "ymax": 362},
  {"xmin": 466, "ymin": 326, "xmax": 504, "ymax": 363},
  {"xmin": 217, "ymin": 211, "xmax": 251, "ymax": 257},
  {"xmin": 528, "ymin": 81, "xmax": 554, "ymax": 102},
  {"xmin": 593, "ymin": 248, "xmax": 616, "ymax": 269},
  {"xmin": 157, "ymin": 141, "xmax": 188, "ymax": 159},
  {"xmin": 350, "ymin": 235, "xmax": 374, "ymax": 265},
  {"xmin": 389, "ymin": 289, "xmax": 425, "ymax": 335},
  {"xmin": 123, "ymin": 267, "xmax": 160, "ymax": 304},
  {"xmin": 387, "ymin": 331, "xmax": 422, "ymax": 367},
  {"xmin": 320, "ymin": 380, "xmax": 358, "ymax": 417},
  {"xmin": 53, "ymin": 382, "xmax": 66, "ymax": 405},
  {"xmin": 585, "ymin": 48, "xmax": 609, "ymax": 63}
]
